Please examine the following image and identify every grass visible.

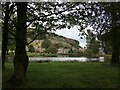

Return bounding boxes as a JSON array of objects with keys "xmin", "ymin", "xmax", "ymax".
[
  {"xmin": 0, "ymin": 69, "xmax": 2, "ymax": 89},
  {"xmin": 2, "ymin": 62, "xmax": 119, "ymax": 88}
]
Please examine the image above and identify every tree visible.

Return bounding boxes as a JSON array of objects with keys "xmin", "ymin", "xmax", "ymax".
[
  {"xmin": 78, "ymin": 2, "xmax": 120, "ymax": 64},
  {"xmin": 103, "ymin": 41, "xmax": 112, "ymax": 54},
  {"xmin": 45, "ymin": 46, "xmax": 58, "ymax": 54},
  {"xmin": 27, "ymin": 2, "xmax": 92, "ymax": 35},
  {"xmin": 99, "ymin": 3, "xmax": 120, "ymax": 64},
  {"xmin": 87, "ymin": 39, "xmax": 100, "ymax": 56},
  {"xmin": 2, "ymin": 2, "xmax": 10, "ymax": 69},
  {"xmin": 109, "ymin": 3, "xmax": 120, "ymax": 64},
  {"xmin": 101, "ymin": 32, "xmax": 112, "ymax": 54},
  {"xmin": 9, "ymin": 2, "xmax": 29, "ymax": 85},
  {"xmin": 85, "ymin": 49, "xmax": 94, "ymax": 58},
  {"xmin": 53, "ymin": 43, "xmax": 61, "ymax": 49},
  {"xmin": 2, "ymin": 2, "xmax": 16, "ymax": 69},
  {"xmin": 96, "ymin": 2, "xmax": 120, "ymax": 64},
  {"xmin": 41, "ymin": 39, "xmax": 52, "ymax": 49},
  {"xmin": 3, "ymin": 2, "xmax": 90, "ymax": 86}
]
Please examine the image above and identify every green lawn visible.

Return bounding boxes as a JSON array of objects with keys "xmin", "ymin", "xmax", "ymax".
[{"xmin": 3, "ymin": 62, "xmax": 118, "ymax": 88}]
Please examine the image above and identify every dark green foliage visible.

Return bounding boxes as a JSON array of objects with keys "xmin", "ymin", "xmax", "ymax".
[
  {"xmin": 89, "ymin": 40, "xmax": 100, "ymax": 55},
  {"xmin": 66, "ymin": 39, "xmax": 79, "ymax": 49},
  {"xmin": 101, "ymin": 32, "xmax": 112, "ymax": 54},
  {"xmin": 45, "ymin": 46, "xmax": 58, "ymax": 54},
  {"xmin": 76, "ymin": 50, "xmax": 85, "ymax": 57},
  {"xmin": 84, "ymin": 49, "xmax": 94, "ymax": 58},
  {"xmin": 41, "ymin": 39, "xmax": 52, "ymax": 49},
  {"xmin": 86, "ymin": 38, "xmax": 100, "ymax": 57},
  {"xmin": 28, "ymin": 45, "xmax": 35, "ymax": 52},
  {"xmin": 103, "ymin": 41, "xmax": 112, "ymax": 54},
  {"xmin": 53, "ymin": 43, "xmax": 61, "ymax": 49}
]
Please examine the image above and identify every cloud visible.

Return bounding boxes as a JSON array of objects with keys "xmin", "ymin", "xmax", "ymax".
[{"xmin": 52, "ymin": 26, "xmax": 87, "ymax": 48}]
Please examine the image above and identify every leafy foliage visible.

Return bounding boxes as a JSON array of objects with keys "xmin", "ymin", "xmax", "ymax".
[
  {"xmin": 103, "ymin": 41, "xmax": 112, "ymax": 54},
  {"xmin": 53, "ymin": 43, "xmax": 62, "ymax": 49},
  {"xmin": 41, "ymin": 39, "xmax": 52, "ymax": 49},
  {"xmin": 87, "ymin": 39, "xmax": 100, "ymax": 55},
  {"xmin": 84, "ymin": 49, "xmax": 93, "ymax": 58}
]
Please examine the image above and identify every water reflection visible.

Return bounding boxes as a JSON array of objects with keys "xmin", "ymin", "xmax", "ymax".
[{"xmin": 29, "ymin": 57, "xmax": 104, "ymax": 62}]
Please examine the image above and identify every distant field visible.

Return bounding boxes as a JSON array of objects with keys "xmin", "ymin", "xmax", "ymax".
[{"xmin": 3, "ymin": 62, "xmax": 118, "ymax": 88}]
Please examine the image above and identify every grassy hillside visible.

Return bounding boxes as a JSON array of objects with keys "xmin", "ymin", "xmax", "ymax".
[
  {"xmin": 48, "ymin": 33, "xmax": 80, "ymax": 49},
  {"xmin": 28, "ymin": 31, "xmax": 81, "ymax": 50}
]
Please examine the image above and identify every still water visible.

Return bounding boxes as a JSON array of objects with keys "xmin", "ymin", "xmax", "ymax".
[{"xmin": 29, "ymin": 57, "xmax": 104, "ymax": 62}]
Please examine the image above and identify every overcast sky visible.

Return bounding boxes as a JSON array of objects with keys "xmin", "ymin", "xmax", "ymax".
[{"xmin": 52, "ymin": 26, "xmax": 88, "ymax": 48}]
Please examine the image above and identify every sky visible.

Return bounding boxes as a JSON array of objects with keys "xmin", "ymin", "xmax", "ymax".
[{"xmin": 52, "ymin": 26, "xmax": 87, "ymax": 48}]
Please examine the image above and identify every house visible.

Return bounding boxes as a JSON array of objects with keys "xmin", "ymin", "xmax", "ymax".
[{"xmin": 36, "ymin": 47, "xmax": 45, "ymax": 53}]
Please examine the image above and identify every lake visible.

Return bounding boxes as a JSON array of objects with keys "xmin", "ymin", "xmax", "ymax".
[{"xmin": 29, "ymin": 57, "xmax": 104, "ymax": 62}]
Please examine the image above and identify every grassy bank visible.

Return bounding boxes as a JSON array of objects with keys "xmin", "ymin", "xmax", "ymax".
[{"xmin": 3, "ymin": 62, "xmax": 118, "ymax": 88}]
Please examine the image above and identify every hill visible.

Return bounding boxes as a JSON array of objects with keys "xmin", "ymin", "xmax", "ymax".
[{"xmin": 27, "ymin": 31, "xmax": 82, "ymax": 54}]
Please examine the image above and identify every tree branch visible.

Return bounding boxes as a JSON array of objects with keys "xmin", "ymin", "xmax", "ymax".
[
  {"xmin": 9, "ymin": 29, "xmax": 15, "ymax": 37},
  {"xmin": 27, "ymin": 3, "xmax": 78, "ymax": 22},
  {"xmin": 26, "ymin": 33, "xmax": 40, "ymax": 45}
]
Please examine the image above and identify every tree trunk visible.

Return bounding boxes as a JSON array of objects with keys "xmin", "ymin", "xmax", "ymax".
[
  {"xmin": 110, "ymin": 3, "xmax": 120, "ymax": 64},
  {"xmin": 2, "ymin": 3, "xmax": 10, "ymax": 70},
  {"xmin": 111, "ymin": 28, "xmax": 120, "ymax": 64},
  {"xmin": 9, "ymin": 2, "xmax": 29, "ymax": 85}
]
